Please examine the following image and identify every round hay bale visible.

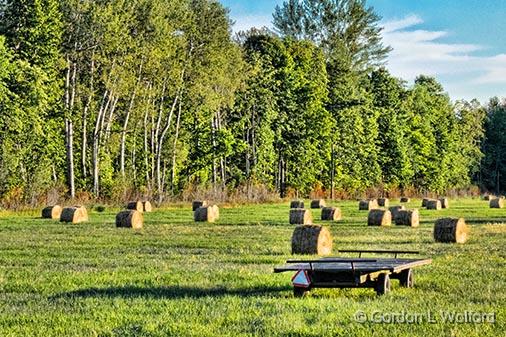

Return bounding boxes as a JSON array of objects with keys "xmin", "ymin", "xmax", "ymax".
[
  {"xmin": 400, "ymin": 197, "xmax": 410, "ymax": 203},
  {"xmin": 116, "ymin": 210, "xmax": 143, "ymax": 229},
  {"xmin": 194, "ymin": 206, "xmax": 219, "ymax": 223},
  {"xmin": 192, "ymin": 200, "xmax": 208, "ymax": 211},
  {"xmin": 211, "ymin": 205, "xmax": 220, "ymax": 220},
  {"xmin": 395, "ymin": 209, "xmax": 420, "ymax": 227},
  {"xmin": 367, "ymin": 209, "xmax": 392, "ymax": 227},
  {"xmin": 310, "ymin": 199, "xmax": 326, "ymax": 209},
  {"xmin": 426, "ymin": 199, "xmax": 442, "ymax": 210},
  {"xmin": 490, "ymin": 198, "xmax": 504, "ymax": 209},
  {"xmin": 389, "ymin": 205, "xmax": 406, "ymax": 220},
  {"xmin": 60, "ymin": 206, "xmax": 88, "ymax": 224},
  {"xmin": 42, "ymin": 205, "xmax": 62, "ymax": 219},
  {"xmin": 127, "ymin": 201, "xmax": 143, "ymax": 212},
  {"xmin": 439, "ymin": 198, "xmax": 449, "ymax": 209},
  {"xmin": 321, "ymin": 207, "xmax": 341, "ymax": 221},
  {"xmin": 291, "ymin": 225, "xmax": 332, "ymax": 255},
  {"xmin": 434, "ymin": 218, "xmax": 468, "ymax": 244},
  {"xmin": 75, "ymin": 206, "xmax": 88, "ymax": 222},
  {"xmin": 359, "ymin": 199, "xmax": 378, "ymax": 211},
  {"xmin": 143, "ymin": 201, "xmax": 153, "ymax": 212},
  {"xmin": 421, "ymin": 198, "xmax": 432, "ymax": 207},
  {"xmin": 290, "ymin": 200, "xmax": 304, "ymax": 209},
  {"xmin": 426, "ymin": 199, "xmax": 442, "ymax": 211},
  {"xmin": 378, "ymin": 198, "xmax": 389, "ymax": 207},
  {"xmin": 289, "ymin": 209, "xmax": 312, "ymax": 225}
]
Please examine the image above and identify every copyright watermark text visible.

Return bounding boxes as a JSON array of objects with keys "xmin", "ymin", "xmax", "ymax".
[{"xmin": 354, "ymin": 310, "xmax": 496, "ymax": 324}]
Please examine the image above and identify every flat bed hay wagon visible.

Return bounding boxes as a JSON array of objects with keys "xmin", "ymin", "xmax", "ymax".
[{"xmin": 274, "ymin": 250, "xmax": 432, "ymax": 296}]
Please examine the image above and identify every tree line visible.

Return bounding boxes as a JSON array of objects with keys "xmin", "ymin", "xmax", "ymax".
[{"xmin": 0, "ymin": 0, "xmax": 503, "ymax": 206}]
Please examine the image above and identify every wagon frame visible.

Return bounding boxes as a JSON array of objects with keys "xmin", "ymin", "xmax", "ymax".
[{"xmin": 274, "ymin": 250, "xmax": 432, "ymax": 296}]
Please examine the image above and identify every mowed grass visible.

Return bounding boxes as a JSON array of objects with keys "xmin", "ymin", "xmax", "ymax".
[{"xmin": 0, "ymin": 198, "xmax": 505, "ymax": 336}]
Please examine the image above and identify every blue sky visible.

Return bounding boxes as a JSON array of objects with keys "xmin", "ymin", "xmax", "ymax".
[{"xmin": 219, "ymin": 0, "xmax": 506, "ymax": 103}]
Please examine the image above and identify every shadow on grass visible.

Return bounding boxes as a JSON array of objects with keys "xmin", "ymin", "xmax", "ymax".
[
  {"xmin": 466, "ymin": 218, "xmax": 506, "ymax": 224},
  {"xmin": 52, "ymin": 284, "xmax": 291, "ymax": 300}
]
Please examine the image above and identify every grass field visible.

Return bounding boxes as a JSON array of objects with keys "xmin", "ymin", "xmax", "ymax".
[{"xmin": 0, "ymin": 198, "xmax": 504, "ymax": 336}]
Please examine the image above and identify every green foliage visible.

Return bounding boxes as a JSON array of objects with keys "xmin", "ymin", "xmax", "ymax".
[
  {"xmin": 481, "ymin": 98, "xmax": 506, "ymax": 193},
  {"xmin": 229, "ymin": 50, "xmax": 278, "ymax": 185},
  {"xmin": 228, "ymin": 33, "xmax": 332, "ymax": 195},
  {"xmin": 278, "ymin": 39, "xmax": 332, "ymax": 194},
  {"xmin": 369, "ymin": 68, "xmax": 412, "ymax": 189},
  {"xmin": 0, "ymin": 0, "xmax": 64, "ymax": 203},
  {"xmin": 273, "ymin": 0, "xmax": 392, "ymax": 71},
  {"xmin": 0, "ymin": 36, "xmax": 12, "ymax": 103},
  {"xmin": 404, "ymin": 76, "xmax": 455, "ymax": 193},
  {"xmin": 449, "ymin": 100, "xmax": 486, "ymax": 188},
  {"xmin": 0, "ymin": 0, "xmax": 495, "ymax": 203},
  {"xmin": 0, "ymin": 0, "xmax": 63, "ymax": 72}
]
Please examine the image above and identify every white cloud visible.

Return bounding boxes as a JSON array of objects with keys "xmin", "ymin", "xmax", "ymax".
[
  {"xmin": 474, "ymin": 54, "xmax": 506, "ymax": 84},
  {"xmin": 382, "ymin": 15, "xmax": 506, "ymax": 101},
  {"xmin": 382, "ymin": 14, "xmax": 423, "ymax": 33}
]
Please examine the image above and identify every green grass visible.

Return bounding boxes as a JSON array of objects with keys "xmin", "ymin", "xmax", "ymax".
[{"xmin": 0, "ymin": 198, "xmax": 504, "ymax": 336}]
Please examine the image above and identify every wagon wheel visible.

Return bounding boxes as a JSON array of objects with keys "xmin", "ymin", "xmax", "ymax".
[
  {"xmin": 293, "ymin": 287, "xmax": 310, "ymax": 298},
  {"xmin": 375, "ymin": 273, "xmax": 391, "ymax": 295},
  {"xmin": 399, "ymin": 269, "xmax": 414, "ymax": 288}
]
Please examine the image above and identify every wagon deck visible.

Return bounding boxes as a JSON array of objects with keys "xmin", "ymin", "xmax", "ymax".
[{"xmin": 274, "ymin": 250, "xmax": 432, "ymax": 296}]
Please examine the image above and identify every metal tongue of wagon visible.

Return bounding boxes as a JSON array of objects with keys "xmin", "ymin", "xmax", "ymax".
[{"xmin": 274, "ymin": 250, "xmax": 432, "ymax": 297}]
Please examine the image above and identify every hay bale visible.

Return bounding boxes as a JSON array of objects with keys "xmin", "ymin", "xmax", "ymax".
[
  {"xmin": 367, "ymin": 209, "xmax": 392, "ymax": 227},
  {"xmin": 194, "ymin": 205, "xmax": 219, "ymax": 222},
  {"xmin": 421, "ymin": 198, "xmax": 432, "ymax": 207},
  {"xmin": 321, "ymin": 207, "xmax": 341, "ymax": 221},
  {"xmin": 359, "ymin": 199, "xmax": 378, "ymax": 211},
  {"xmin": 289, "ymin": 209, "xmax": 312, "ymax": 225},
  {"xmin": 310, "ymin": 199, "xmax": 326, "ymax": 209},
  {"xmin": 434, "ymin": 218, "xmax": 469, "ymax": 244},
  {"xmin": 389, "ymin": 205, "xmax": 406, "ymax": 220},
  {"xmin": 127, "ymin": 201, "xmax": 143, "ymax": 212},
  {"xmin": 42, "ymin": 205, "xmax": 62, "ymax": 219},
  {"xmin": 400, "ymin": 197, "xmax": 410, "ymax": 203},
  {"xmin": 378, "ymin": 198, "xmax": 389, "ymax": 207},
  {"xmin": 116, "ymin": 210, "xmax": 143, "ymax": 229},
  {"xmin": 143, "ymin": 201, "xmax": 152, "ymax": 212},
  {"xmin": 290, "ymin": 200, "xmax": 304, "ymax": 209},
  {"xmin": 439, "ymin": 198, "xmax": 449, "ymax": 209},
  {"xmin": 395, "ymin": 209, "xmax": 420, "ymax": 227},
  {"xmin": 490, "ymin": 198, "xmax": 504, "ymax": 209},
  {"xmin": 426, "ymin": 199, "xmax": 442, "ymax": 210},
  {"xmin": 60, "ymin": 206, "xmax": 88, "ymax": 224},
  {"xmin": 211, "ymin": 205, "xmax": 220, "ymax": 219},
  {"xmin": 192, "ymin": 200, "xmax": 208, "ymax": 211},
  {"xmin": 291, "ymin": 225, "xmax": 332, "ymax": 255}
]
